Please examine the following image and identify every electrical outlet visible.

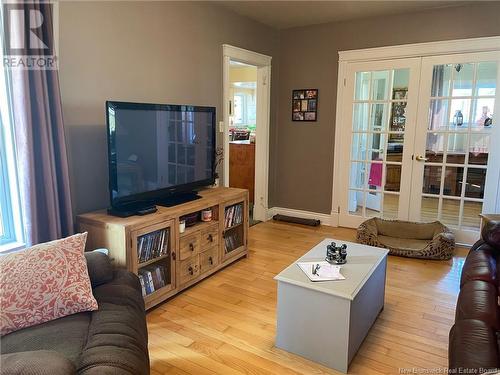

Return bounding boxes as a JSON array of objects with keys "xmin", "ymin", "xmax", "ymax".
[{"xmin": 219, "ymin": 121, "xmax": 224, "ymax": 133}]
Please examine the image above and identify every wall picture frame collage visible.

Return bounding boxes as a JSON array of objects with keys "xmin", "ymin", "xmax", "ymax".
[{"xmin": 292, "ymin": 89, "xmax": 318, "ymax": 122}]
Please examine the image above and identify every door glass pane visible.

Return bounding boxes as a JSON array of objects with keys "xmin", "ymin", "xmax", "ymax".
[
  {"xmin": 393, "ymin": 69, "xmax": 410, "ymax": 98},
  {"xmin": 348, "ymin": 190, "xmax": 364, "ymax": 215},
  {"xmin": 449, "ymin": 98, "xmax": 471, "ymax": 129},
  {"xmin": 389, "ymin": 102, "xmax": 406, "ymax": 132},
  {"xmin": 369, "ymin": 133, "xmax": 386, "ymax": 161},
  {"xmin": 429, "ymin": 99, "xmax": 449, "ymax": 130},
  {"xmin": 462, "ymin": 201, "xmax": 482, "ymax": 229},
  {"xmin": 385, "ymin": 164, "xmax": 401, "ymax": 192},
  {"xmin": 423, "ymin": 166, "xmax": 442, "ymax": 195},
  {"xmin": 366, "ymin": 191, "xmax": 382, "ymax": 217},
  {"xmin": 469, "ymin": 133, "xmax": 489, "ymax": 165},
  {"xmin": 447, "ymin": 133, "xmax": 468, "ymax": 164},
  {"xmin": 443, "ymin": 166, "xmax": 464, "ymax": 197},
  {"xmin": 351, "ymin": 133, "xmax": 368, "ymax": 161},
  {"xmin": 369, "ymin": 103, "xmax": 388, "ymax": 131},
  {"xmin": 367, "ymin": 162, "xmax": 383, "ymax": 191},
  {"xmin": 465, "ymin": 168, "xmax": 486, "ymax": 199},
  {"xmin": 476, "ymin": 62, "xmax": 497, "ymax": 96},
  {"xmin": 387, "ymin": 136, "xmax": 404, "ymax": 162},
  {"xmin": 350, "ymin": 162, "xmax": 366, "ymax": 189},
  {"xmin": 353, "ymin": 103, "xmax": 369, "ymax": 131},
  {"xmin": 441, "ymin": 199, "xmax": 461, "ymax": 226},
  {"xmin": 383, "ymin": 194, "xmax": 399, "ymax": 219},
  {"xmin": 421, "ymin": 196, "xmax": 439, "ymax": 222},
  {"xmin": 431, "ymin": 64, "xmax": 452, "ymax": 97},
  {"xmin": 452, "ymin": 63, "xmax": 474, "ymax": 97},
  {"xmin": 426, "ymin": 133, "xmax": 445, "ymax": 162},
  {"xmin": 471, "ymin": 98, "xmax": 494, "ymax": 129},
  {"xmin": 371, "ymin": 71, "xmax": 390, "ymax": 100},
  {"xmin": 355, "ymin": 72, "xmax": 371, "ymax": 100}
]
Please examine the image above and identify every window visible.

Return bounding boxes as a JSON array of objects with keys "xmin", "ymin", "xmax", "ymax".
[
  {"xmin": 0, "ymin": 29, "xmax": 24, "ymax": 251},
  {"xmin": 232, "ymin": 84, "xmax": 257, "ymax": 127},
  {"xmin": 233, "ymin": 94, "xmax": 244, "ymax": 125}
]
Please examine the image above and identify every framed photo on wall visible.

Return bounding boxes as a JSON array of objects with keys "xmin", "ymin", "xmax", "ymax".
[{"xmin": 292, "ymin": 89, "xmax": 318, "ymax": 122}]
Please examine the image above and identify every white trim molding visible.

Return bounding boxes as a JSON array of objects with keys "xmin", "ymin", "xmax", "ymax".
[
  {"xmin": 222, "ymin": 44, "xmax": 272, "ymax": 223},
  {"xmin": 222, "ymin": 44, "xmax": 272, "ymax": 66},
  {"xmin": 267, "ymin": 207, "xmax": 336, "ymax": 226},
  {"xmin": 339, "ymin": 36, "xmax": 500, "ymax": 63}
]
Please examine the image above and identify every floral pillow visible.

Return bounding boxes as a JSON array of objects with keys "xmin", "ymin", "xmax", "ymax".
[{"xmin": 0, "ymin": 232, "xmax": 98, "ymax": 336}]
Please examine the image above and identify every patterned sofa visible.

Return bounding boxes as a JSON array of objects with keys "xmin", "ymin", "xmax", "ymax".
[{"xmin": 0, "ymin": 251, "xmax": 150, "ymax": 375}]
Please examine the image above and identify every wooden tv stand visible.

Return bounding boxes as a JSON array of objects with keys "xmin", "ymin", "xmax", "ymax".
[{"xmin": 76, "ymin": 187, "xmax": 249, "ymax": 310}]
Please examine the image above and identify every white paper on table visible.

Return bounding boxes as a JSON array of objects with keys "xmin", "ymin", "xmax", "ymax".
[{"xmin": 297, "ymin": 261, "xmax": 346, "ymax": 282}]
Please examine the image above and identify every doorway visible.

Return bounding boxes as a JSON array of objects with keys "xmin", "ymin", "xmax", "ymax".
[
  {"xmin": 336, "ymin": 49, "xmax": 500, "ymax": 245},
  {"xmin": 222, "ymin": 45, "xmax": 272, "ymax": 224},
  {"xmin": 228, "ymin": 61, "xmax": 258, "ymax": 224}
]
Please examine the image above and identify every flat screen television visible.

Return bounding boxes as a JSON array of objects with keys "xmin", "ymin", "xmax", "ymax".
[{"xmin": 106, "ymin": 101, "xmax": 216, "ymax": 215}]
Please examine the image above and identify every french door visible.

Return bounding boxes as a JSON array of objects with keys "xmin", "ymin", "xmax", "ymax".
[{"xmin": 339, "ymin": 51, "xmax": 500, "ymax": 244}]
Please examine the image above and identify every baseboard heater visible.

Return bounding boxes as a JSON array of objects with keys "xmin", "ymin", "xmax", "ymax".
[{"xmin": 273, "ymin": 214, "xmax": 320, "ymax": 227}]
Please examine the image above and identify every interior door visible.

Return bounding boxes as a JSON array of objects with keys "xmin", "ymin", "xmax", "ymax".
[
  {"xmin": 339, "ymin": 59, "xmax": 421, "ymax": 228},
  {"xmin": 410, "ymin": 51, "xmax": 500, "ymax": 244}
]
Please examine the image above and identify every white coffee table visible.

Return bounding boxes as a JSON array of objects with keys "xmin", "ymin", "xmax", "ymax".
[{"xmin": 274, "ymin": 238, "xmax": 389, "ymax": 373}]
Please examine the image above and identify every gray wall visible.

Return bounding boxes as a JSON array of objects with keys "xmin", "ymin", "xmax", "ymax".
[
  {"xmin": 274, "ymin": 3, "xmax": 500, "ymax": 214},
  {"xmin": 59, "ymin": 1, "xmax": 280, "ymax": 214}
]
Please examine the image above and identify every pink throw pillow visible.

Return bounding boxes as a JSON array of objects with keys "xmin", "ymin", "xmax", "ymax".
[{"xmin": 0, "ymin": 233, "xmax": 98, "ymax": 335}]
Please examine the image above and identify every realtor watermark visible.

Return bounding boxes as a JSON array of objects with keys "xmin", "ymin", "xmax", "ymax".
[
  {"xmin": 2, "ymin": 1, "xmax": 59, "ymax": 70},
  {"xmin": 399, "ymin": 368, "xmax": 500, "ymax": 374}
]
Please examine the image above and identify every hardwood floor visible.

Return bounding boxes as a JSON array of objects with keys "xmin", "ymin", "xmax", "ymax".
[{"xmin": 147, "ymin": 221, "xmax": 467, "ymax": 375}]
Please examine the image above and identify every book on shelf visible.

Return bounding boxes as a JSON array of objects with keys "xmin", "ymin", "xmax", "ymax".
[
  {"xmin": 138, "ymin": 275, "xmax": 147, "ymax": 297},
  {"xmin": 225, "ymin": 204, "xmax": 243, "ymax": 229},
  {"xmin": 138, "ymin": 264, "xmax": 169, "ymax": 297},
  {"xmin": 224, "ymin": 231, "xmax": 243, "ymax": 253},
  {"xmin": 137, "ymin": 228, "xmax": 169, "ymax": 263}
]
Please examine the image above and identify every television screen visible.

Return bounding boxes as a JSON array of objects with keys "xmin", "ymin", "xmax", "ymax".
[{"xmin": 106, "ymin": 101, "xmax": 215, "ymax": 206}]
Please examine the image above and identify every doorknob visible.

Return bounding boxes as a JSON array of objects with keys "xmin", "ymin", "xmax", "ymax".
[{"xmin": 415, "ymin": 155, "xmax": 429, "ymax": 162}]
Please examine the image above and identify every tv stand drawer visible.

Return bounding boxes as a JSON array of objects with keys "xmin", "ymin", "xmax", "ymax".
[
  {"xmin": 200, "ymin": 224, "xmax": 219, "ymax": 249},
  {"xmin": 179, "ymin": 256, "xmax": 200, "ymax": 285},
  {"xmin": 200, "ymin": 246, "xmax": 219, "ymax": 273},
  {"xmin": 179, "ymin": 232, "xmax": 201, "ymax": 260}
]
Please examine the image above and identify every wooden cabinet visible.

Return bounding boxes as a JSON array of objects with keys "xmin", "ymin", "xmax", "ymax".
[
  {"xmin": 229, "ymin": 142, "xmax": 255, "ymax": 203},
  {"xmin": 77, "ymin": 187, "xmax": 249, "ymax": 310}
]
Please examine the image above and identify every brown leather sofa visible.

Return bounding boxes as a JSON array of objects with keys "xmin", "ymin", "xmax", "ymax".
[
  {"xmin": 449, "ymin": 220, "xmax": 500, "ymax": 373},
  {"xmin": 0, "ymin": 251, "xmax": 150, "ymax": 375}
]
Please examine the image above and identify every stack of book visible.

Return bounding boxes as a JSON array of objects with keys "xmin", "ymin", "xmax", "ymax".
[
  {"xmin": 224, "ymin": 230, "xmax": 243, "ymax": 253},
  {"xmin": 225, "ymin": 204, "xmax": 243, "ymax": 229},
  {"xmin": 137, "ymin": 229, "xmax": 169, "ymax": 263},
  {"xmin": 138, "ymin": 265, "xmax": 169, "ymax": 297}
]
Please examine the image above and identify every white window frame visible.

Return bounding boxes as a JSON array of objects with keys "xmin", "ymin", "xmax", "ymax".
[{"xmin": 0, "ymin": 30, "xmax": 24, "ymax": 252}]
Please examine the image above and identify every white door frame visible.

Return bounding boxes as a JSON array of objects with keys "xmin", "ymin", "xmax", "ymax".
[
  {"xmin": 222, "ymin": 44, "xmax": 272, "ymax": 222},
  {"xmin": 332, "ymin": 36, "xmax": 500, "ymax": 240}
]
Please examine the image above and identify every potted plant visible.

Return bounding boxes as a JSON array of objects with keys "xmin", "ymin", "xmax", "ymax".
[{"xmin": 213, "ymin": 146, "xmax": 224, "ymax": 187}]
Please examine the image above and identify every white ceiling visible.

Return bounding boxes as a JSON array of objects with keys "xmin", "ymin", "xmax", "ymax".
[{"xmin": 216, "ymin": 1, "xmax": 475, "ymax": 30}]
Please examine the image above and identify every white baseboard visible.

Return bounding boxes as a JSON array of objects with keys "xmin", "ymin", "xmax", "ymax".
[{"xmin": 266, "ymin": 207, "xmax": 337, "ymax": 226}]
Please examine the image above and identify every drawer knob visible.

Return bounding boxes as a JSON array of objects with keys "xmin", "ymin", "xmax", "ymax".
[
  {"xmin": 208, "ymin": 234, "xmax": 213, "ymax": 242},
  {"xmin": 189, "ymin": 243, "xmax": 194, "ymax": 251},
  {"xmin": 188, "ymin": 266, "xmax": 194, "ymax": 275},
  {"xmin": 209, "ymin": 256, "xmax": 213, "ymax": 265}
]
